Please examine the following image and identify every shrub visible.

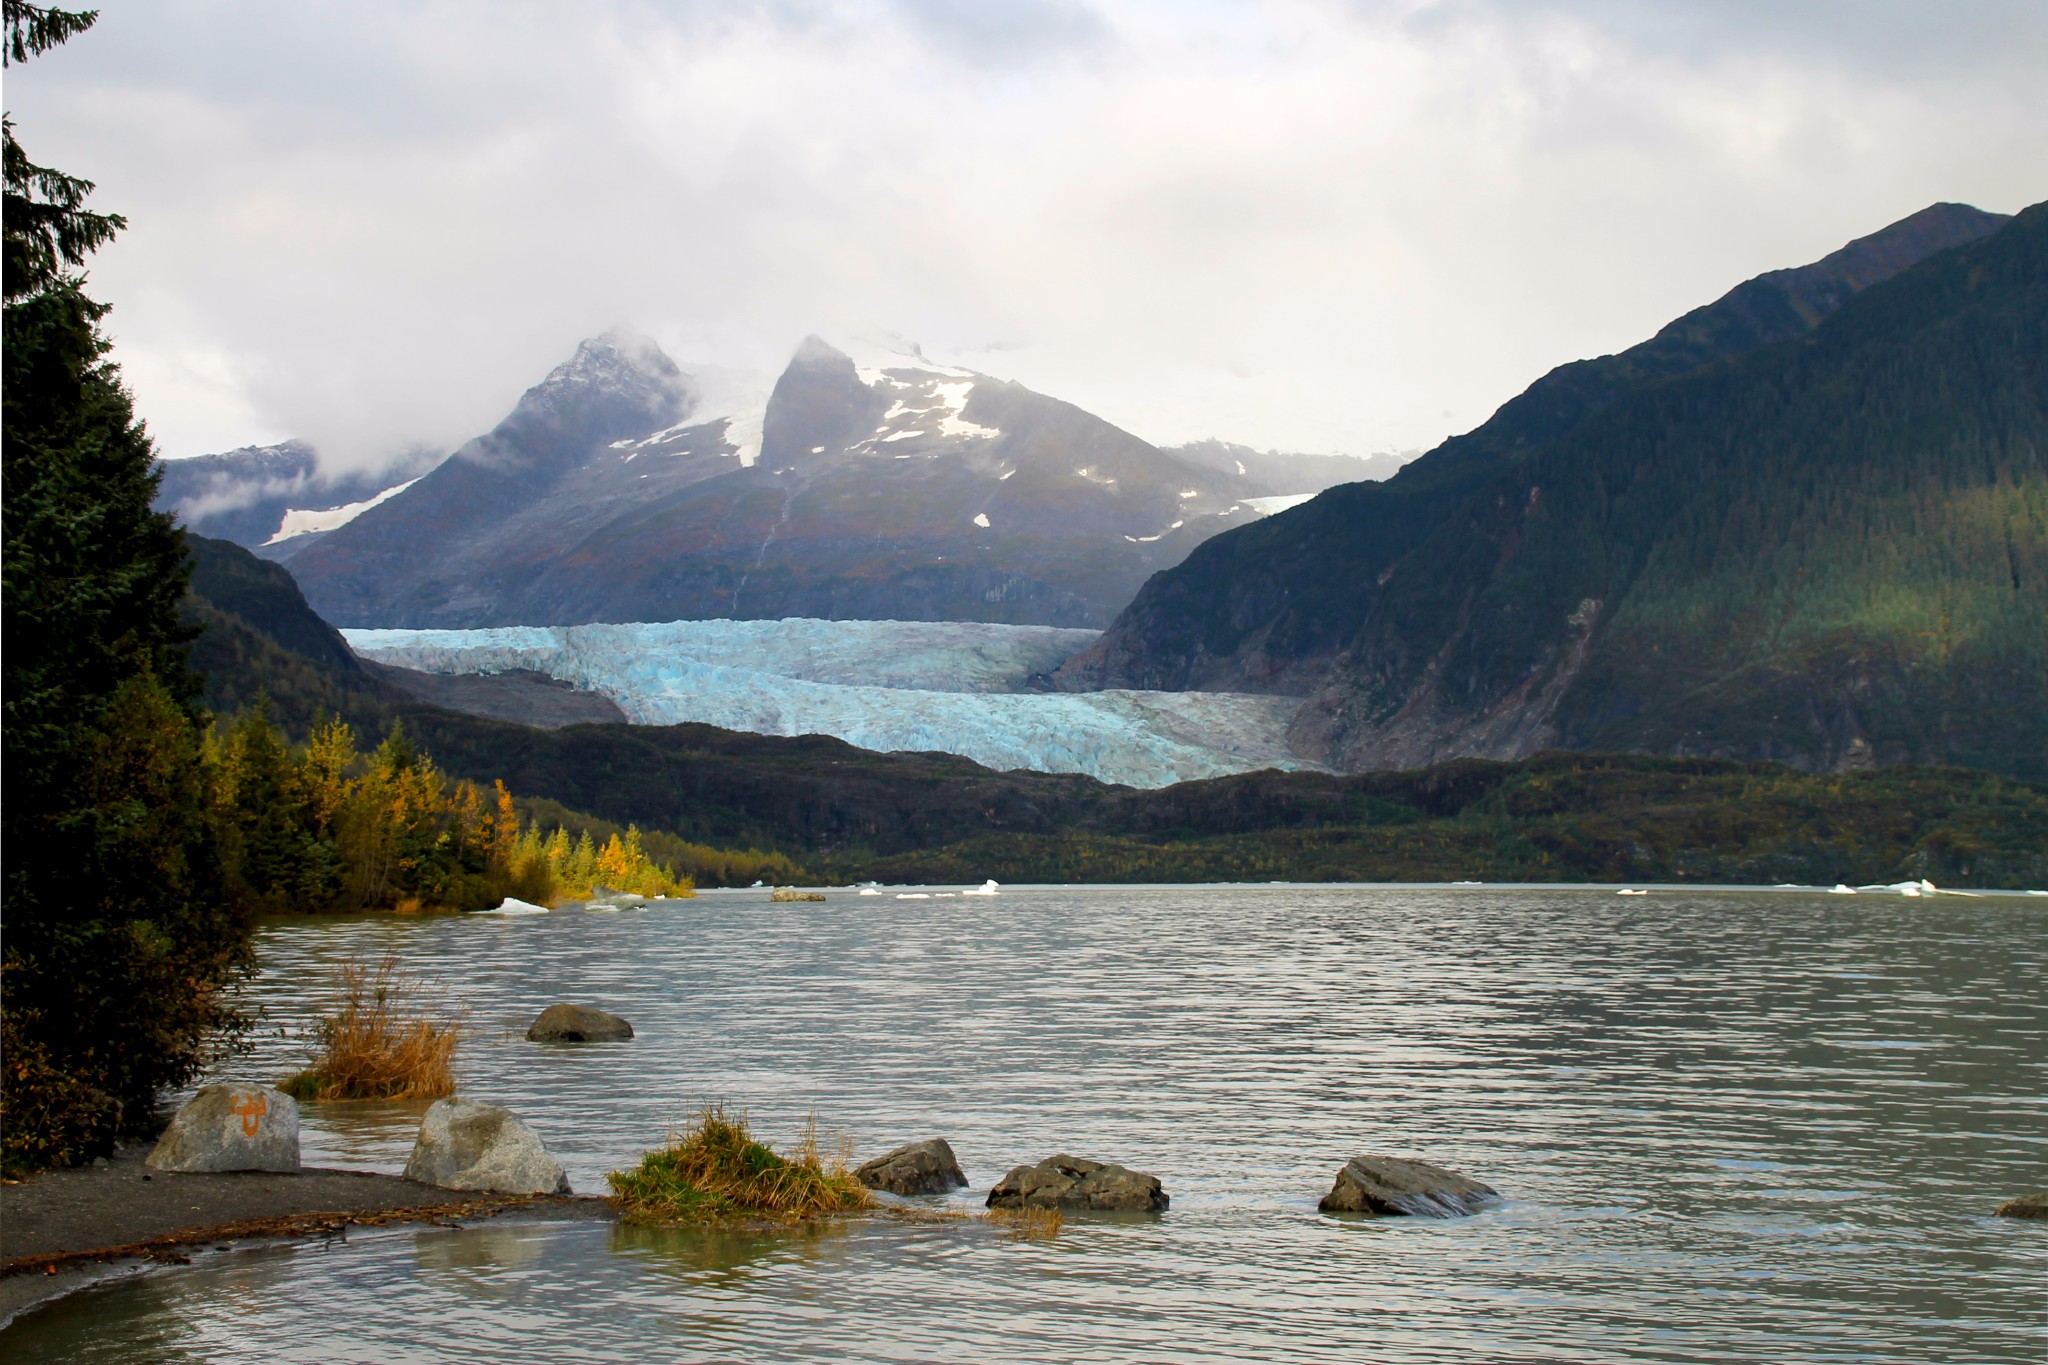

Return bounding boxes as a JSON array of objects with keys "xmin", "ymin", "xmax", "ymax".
[
  {"xmin": 281, "ymin": 953, "xmax": 458, "ymax": 1100},
  {"xmin": 608, "ymin": 1107, "xmax": 873, "ymax": 1223}
]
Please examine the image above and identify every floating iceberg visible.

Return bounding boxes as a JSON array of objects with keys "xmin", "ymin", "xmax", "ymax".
[
  {"xmin": 1856, "ymin": 879, "xmax": 1940, "ymax": 897},
  {"xmin": 343, "ymin": 618, "xmax": 1311, "ymax": 788}
]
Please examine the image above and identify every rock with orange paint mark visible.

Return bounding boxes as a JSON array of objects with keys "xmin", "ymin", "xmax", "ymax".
[{"xmin": 146, "ymin": 1083, "xmax": 302, "ymax": 1173}]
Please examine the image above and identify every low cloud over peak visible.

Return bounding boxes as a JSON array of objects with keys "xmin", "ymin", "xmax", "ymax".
[{"xmin": 9, "ymin": 0, "xmax": 2042, "ymax": 474}]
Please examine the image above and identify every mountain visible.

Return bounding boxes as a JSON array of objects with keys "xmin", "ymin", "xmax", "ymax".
[
  {"xmin": 180, "ymin": 534, "xmax": 2048, "ymax": 887},
  {"xmin": 1169, "ymin": 440, "xmax": 1414, "ymax": 496},
  {"xmin": 154, "ymin": 441, "xmax": 438, "ymax": 550},
  {"xmin": 1054, "ymin": 201, "xmax": 2044, "ymax": 779},
  {"xmin": 274, "ymin": 333, "xmax": 1273, "ymax": 629},
  {"xmin": 182, "ymin": 531, "xmax": 391, "ymax": 733},
  {"xmin": 182, "ymin": 533, "xmax": 627, "ymax": 732}
]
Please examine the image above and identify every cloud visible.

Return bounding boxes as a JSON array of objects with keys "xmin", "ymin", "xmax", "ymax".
[
  {"xmin": 1388, "ymin": 0, "xmax": 2048, "ymax": 86},
  {"xmin": 888, "ymin": 0, "xmax": 1111, "ymax": 64},
  {"xmin": 6, "ymin": 0, "xmax": 2043, "ymax": 471}
]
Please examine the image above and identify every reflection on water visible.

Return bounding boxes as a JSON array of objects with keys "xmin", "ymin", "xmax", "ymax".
[
  {"xmin": 415, "ymin": 1224, "xmax": 548, "ymax": 1274},
  {"xmin": 7, "ymin": 886, "xmax": 2045, "ymax": 1363}
]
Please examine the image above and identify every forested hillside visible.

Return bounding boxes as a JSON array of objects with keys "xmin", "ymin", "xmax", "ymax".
[
  {"xmin": 1296, "ymin": 201, "xmax": 2047, "ymax": 776},
  {"xmin": 1056, "ymin": 201, "xmax": 2044, "ymax": 780}
]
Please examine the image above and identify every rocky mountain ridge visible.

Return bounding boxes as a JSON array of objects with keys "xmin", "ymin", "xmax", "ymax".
[{"xmin": 255, "ymin": 333, "xmax": 1350, "ymax": 628}]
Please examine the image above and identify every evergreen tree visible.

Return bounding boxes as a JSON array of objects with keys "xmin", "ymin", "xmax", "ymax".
[{"xmin": 2, "ymin": 3, "xmax": 251, "ymax": 1171}]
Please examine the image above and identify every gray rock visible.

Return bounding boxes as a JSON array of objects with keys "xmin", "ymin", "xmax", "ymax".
[
  {"xmin": 855, "ymin": 1139, "xmax": 968, "ymax": 1195},
  {"xmin": 1995, "ymin": 1191, "xmax": 2048, "ymax": 1220},
  {"xmin": 403, "ymin": 1098, "xmax": 570, "ymax": 1194},
  {"xmin": 526, "ymin": 1003, "xmax": 633, "ymax": 1042},
  {"xmin": 1318, "ymin": 1155, "xmax": 1500, "ymax": 1217},
  {"xmin": 986, "ymin": 1153, "xmax": 1167, "ymax": 1212},
  {"xmin": 146, "ymin": 1083, "xmax": 301, "ymax": 1173}
]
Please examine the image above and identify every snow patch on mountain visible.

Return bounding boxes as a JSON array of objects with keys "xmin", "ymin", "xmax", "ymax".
[
  {"xmin": 1245, "ymin": 493, "xmax": 1316, "ymax": 516},
  {"xmin": 267, "ymin": 478, "xmax": 420, "ymax": 544},
  {"xmin": 342, "ymin": 618, "xmax": 1309, "ymax": 787},
  {"xmin": 686, "ymin": 366, "xmax": 775, "ymax": 466}
]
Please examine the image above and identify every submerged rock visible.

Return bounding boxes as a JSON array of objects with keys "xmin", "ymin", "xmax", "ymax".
[
  {"xmin": 855, "ymin": 1139, "xmax": 968, "ymax": 1195},
  {"xmin": 986, "ymin": 1154, "xmax": 1167, "ymax": 1212},
  {"xmin": 1995, "ymin": 1191, "xmax": 2048, "ymax": 1220},
  {"xmin": 404, "ymin": 1098, "xmax": 570, "ymax": 1195},
  {"xmin": 1318, "ymin": 1155, "xmax": 1500, "ymax": 1217},
  {"xmin": 147, "ymin": 1083, "xmax": 301, "ymax": 1173},
  {"xmin": 526, "ymin": 1003, "xmax": 634, "ymax": 1042}
]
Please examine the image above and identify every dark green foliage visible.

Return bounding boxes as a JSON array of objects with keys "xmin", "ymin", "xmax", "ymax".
[
  {"xmin": 1, "ymin": 7, "xmax": 255, "ymax": 1172},
  {"xmin": 4, "ymin": 6, "xmax": 125, "ymax": 303},
  {"xmin": 0, "ymin": 672, "xmax": 249, "ymax": 1173},
  {"xmin": 842, "ymin": 754, "xmax": 2048, "ymax": 888},
  {"xmin": 182, "ymin": 532, "xmax": 390, "ymax": 736}
]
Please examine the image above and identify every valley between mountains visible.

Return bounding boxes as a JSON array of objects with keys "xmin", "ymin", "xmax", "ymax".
[{"xmin": 164, "ymin": 198, "xmax": 2047, "ymax": 880}]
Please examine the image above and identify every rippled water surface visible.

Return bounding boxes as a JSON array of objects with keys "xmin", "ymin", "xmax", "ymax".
[{"xmin": 11, "ymin": 886, "xmax": 2046, "ymax": 1363}]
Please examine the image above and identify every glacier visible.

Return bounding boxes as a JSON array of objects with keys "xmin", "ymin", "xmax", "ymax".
[{"xmin": 343, "ymin": 618, "xmax": 1310, "ymax": 788}]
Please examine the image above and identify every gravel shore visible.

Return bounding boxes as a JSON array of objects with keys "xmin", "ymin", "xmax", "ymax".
[{"xmin": 0, "ymin": 1146, "xmax": 613, "ymax": 1328}]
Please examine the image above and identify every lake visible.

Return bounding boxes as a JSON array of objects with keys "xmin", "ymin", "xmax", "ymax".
[{"xmin": 8, "ymin": 885, "xmax": 2045, "ymax": 1363}]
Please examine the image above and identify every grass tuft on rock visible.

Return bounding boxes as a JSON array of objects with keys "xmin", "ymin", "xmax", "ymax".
[
  {"xmin": 281, "ymin": 953, "xmax": 459, "ymax": 1101},
  {"xmin": 608, "ymin": 1107, "xmax": 873, "ymax": 1223}
]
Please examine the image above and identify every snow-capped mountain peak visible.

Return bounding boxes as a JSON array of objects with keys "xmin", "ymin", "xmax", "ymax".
[{"xmin": 504, "ymin": 328, "xmax": 696, "ymax": 446}]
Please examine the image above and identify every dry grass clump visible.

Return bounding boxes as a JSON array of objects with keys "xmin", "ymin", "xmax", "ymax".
[
  {"xmin": 608, "ymin": 1106, "xmax": 873, "ymax": 1223},
  {"xmin": 281, "ymin": 953, "xmax": 459, "ymax": 1101}
]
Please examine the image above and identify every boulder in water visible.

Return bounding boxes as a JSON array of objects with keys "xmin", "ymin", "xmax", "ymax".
[
  {"xmin": 526, "ymin": 1003, "xmax": 634, "ymax": 1042},
  {"xmin": 1995, "ymin": 1191, "xmax": 2048, "ymax": 1219},
  {"xmin": 404, "ymin": 1098, "xmax": 570, "ymax": 1194},
  {"xmin": 147, "ymin": 1083, "xmax": 301, "ymax": 1173},
  {"xmin": 986, "ymin": 1154, "xmax": 1167, "ymax": 1211},
  {"xmin": 855, "ymin": 1138, "xmax": 968, "ymax": 1195},
  {"xmin": 1318, "ymin": 1155, "xmax": 1500, "ymax": 1216}
]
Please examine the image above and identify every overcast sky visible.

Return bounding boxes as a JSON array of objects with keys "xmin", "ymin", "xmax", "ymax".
[{"xmin": 9, "ymin": 0, "xmax": 2045, "ymax": 470}]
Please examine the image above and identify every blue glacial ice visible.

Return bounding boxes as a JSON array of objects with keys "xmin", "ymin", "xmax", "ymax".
[{"xmin": 342, "ymin": 619, "xmax": 1310, "ymax": 788}]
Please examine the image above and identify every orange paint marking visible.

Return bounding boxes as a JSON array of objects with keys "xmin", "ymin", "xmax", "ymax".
[{"xmin": 229, "ymin": 1092, "xmax": 268, "ymax": 1137}]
